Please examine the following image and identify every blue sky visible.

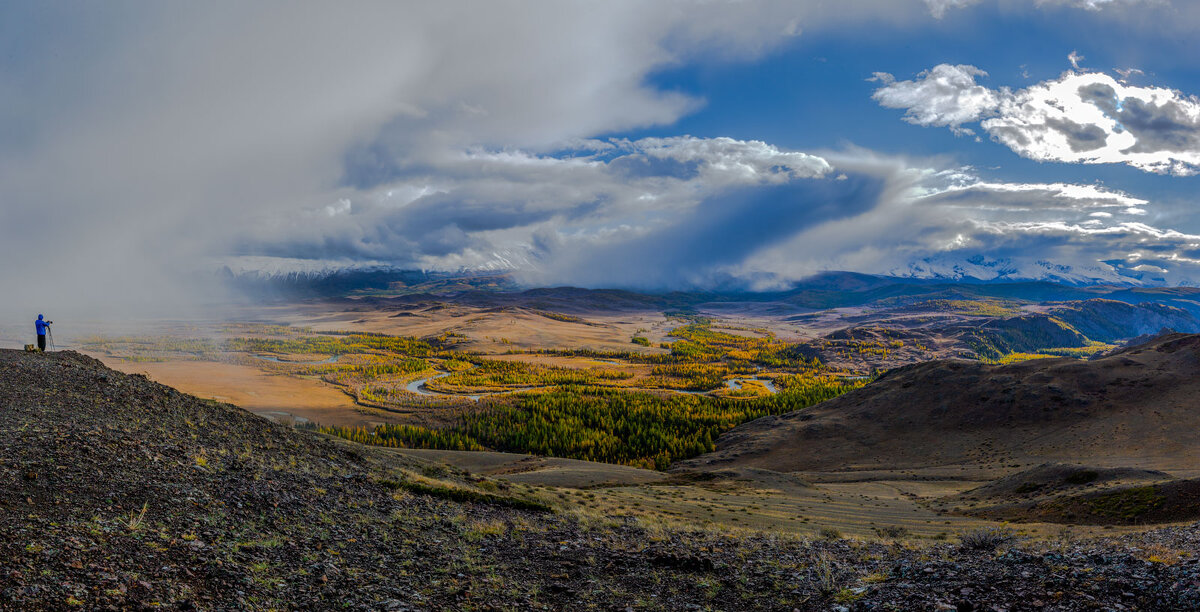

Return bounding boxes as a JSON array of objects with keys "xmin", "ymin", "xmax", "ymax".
[
  {"xmin": 637, "ymin": 3, "xmax": 1200, "ymax": 195},
  {"xmin": 3, "ymin": 0, "xmax": 1200, "ymax": 315}
]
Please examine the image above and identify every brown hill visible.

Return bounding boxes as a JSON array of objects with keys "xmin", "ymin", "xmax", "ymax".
[
  {"xmin": 957, "ymin": 478, "xmax": 1200, "ymax": 525},
  {"xmin": 950, "ymin": 463, "xmax": 1172, "ymax": 502},
  {"xmin": 681, "ymin": 333, "xmax": 1200, "ymax": 475}
]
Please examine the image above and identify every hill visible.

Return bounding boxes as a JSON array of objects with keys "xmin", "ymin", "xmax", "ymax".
[
  {"xmin": 682, "ymin": 333, "xmax": 1200, "ymax": 476},
  {"xmin": 5, "ymin": 350, "xmax": 1200, "ymax": 610}
]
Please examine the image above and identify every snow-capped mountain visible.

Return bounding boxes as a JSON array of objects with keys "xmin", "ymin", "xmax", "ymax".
[{"xmin": 888, "ymin": 255, "xmax": 1168, "ymax": 287}]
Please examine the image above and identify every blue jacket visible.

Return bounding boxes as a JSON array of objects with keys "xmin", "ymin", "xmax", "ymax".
[{"xmin": 35, "ymin": 315, "xmax": 48, "ymax": 335}]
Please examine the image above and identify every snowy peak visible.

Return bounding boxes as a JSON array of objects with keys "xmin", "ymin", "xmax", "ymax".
[{"xmin": 889, "ymin": 255, "xmax": 1165, "ymax": 287}]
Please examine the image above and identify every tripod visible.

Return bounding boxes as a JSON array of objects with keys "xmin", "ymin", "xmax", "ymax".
[{"xmin": 46, "ymin": 324, "xmax": 55, "ymax": 351}]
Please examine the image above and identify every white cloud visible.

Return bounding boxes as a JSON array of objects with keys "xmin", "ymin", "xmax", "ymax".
[
  {"xmin": 1068, "ymin": 50, "xmax": 1086, "ymax": 71},
  {"xmin": 922, "ymin": 181, "xmax": 1149, "ymax": 212},
  {"xmin": 613, "ymin": 136, "xmax": 832, "ymax": 182},
  {"xmin": 871, "ymin": 65, "xmax": 1004, "ymax": 135},
  {"xmin": 874, "ymin": 65, "xmax": 1200, "ymax": 175},
  {"xmin": 733, "ymin": 161, "xmax": 1199, "ymax": 287},
  {"xmin": 986, "ymin": 72, "xmax": 1200, "ymax": 174}
]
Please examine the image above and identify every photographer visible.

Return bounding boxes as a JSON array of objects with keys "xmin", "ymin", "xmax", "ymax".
[{"xmin": 34, "ymin": 314, "xmax": 52, "ymax": 351}]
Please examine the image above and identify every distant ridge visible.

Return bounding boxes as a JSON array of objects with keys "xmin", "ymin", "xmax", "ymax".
[{"xmin": 219, "ymin": 267, "xmax": 1200, "ymax": 318}]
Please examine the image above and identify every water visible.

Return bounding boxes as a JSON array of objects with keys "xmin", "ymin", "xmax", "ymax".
[
  {"xmin": 253, "ymin": 354, "xmax": 340, "ymax": 365},
  {"xmin": 725, "ymin": 378, "xmax": 779, "ymax": 393},
  {"xmin": 406, "ymin": 371, "xmax": 482, "ymax": 401}
]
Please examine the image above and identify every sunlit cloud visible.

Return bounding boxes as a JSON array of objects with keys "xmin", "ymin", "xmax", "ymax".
[{"xmin": 874, "ymin": 64, "xmax": 1200, "ymax": 175}]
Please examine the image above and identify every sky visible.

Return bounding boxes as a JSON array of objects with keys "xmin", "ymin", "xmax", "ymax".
[{"xmin": 4, "ymin": 0, "xmax": 1200, "ymax": 317}]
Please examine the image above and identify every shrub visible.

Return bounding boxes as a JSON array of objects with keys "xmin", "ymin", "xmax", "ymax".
[
  {"xmin": 818, "ymin": 527, "xmax": 842, "ymax": 540},
  {"xmin": 958, "ymin": 527, "xmax": 1015, "ymax": 551},
  {"xmin": 873, "ymin": 525, "xmax": 908, "ymax": 539}
]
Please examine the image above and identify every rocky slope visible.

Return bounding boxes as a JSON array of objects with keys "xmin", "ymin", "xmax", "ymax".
[{"xmin": 3, "ymin": 350, "xmax": 1200, "ymax": 610}]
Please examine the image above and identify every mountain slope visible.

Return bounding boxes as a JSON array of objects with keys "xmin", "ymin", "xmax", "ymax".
[{"xmin": 682, "ymin": 334, "xmax": 1200, "ymax": 475}]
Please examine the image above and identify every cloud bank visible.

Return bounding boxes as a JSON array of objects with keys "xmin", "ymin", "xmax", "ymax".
[{"xmin": 237, "ymin": 134, "xmax": 1200, "ymax": 290}]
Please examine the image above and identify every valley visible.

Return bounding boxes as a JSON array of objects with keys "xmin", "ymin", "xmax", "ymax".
[
  {"xmin": 6, "ymin": 275, "xmax": 1200, "ymax": 609},
  {"xmin": 48, "ymin": 275, "xmax": 1200, "ymax": 544}
]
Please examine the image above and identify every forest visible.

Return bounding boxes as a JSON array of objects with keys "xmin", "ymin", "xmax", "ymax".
[{"xmin": 313, "ymin": 378, "xmax": 866, "ymax": 470}]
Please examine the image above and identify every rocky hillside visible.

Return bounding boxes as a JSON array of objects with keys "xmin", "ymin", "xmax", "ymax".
[
  {"xmin": 3, "ymin": 350, "xmax": 1200, "ymax": 610},
  {"xmin": 683, "ymin": 333, "xmax": 1200, "ymax": 475}
]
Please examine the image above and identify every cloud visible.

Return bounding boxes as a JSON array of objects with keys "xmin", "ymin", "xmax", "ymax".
[
  {"xmin": 307, "ymin": 130, "xmax": 1200, "ymax": 290},
  {"xmin": 226, "ymin": 136, "xmax": 836, "ymax": 286},
  {"xmin": 871, "ymin": 65, "xmax": 1003, "ymax": 134},
  {"xmin": 874, "ymin": 65, "xmax": 1200, "ymax": 175},
  {"xmin": 920, "ymin": 180, "xmax": 1149, "ymax": 214},
  {"xmin": 924, "ymin": 0, "xmax": 980, "ymax": 18},
  {"xmin": 229, "ymin": 131, "xmax": 1200, "ymax": 290},
  {"xmin": 1068, "ymin": 50, "xmax": 1086, "ymax": 71},
  {"xmin": 608, "ymin": 136, "xmax": 832, "ymax": 182},
  {"xmin": 1115, "ymin": 67, "xmax": 1145, "ymax": 82},
  {"xmin": 732, "ymin": 159, "xmax": 1199, "ymax": 287}
]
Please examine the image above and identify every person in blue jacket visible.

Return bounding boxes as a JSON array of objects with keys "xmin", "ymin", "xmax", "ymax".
[{"xmin": 34, "ymin": 314, "xmax": 52, "ymax": 351}]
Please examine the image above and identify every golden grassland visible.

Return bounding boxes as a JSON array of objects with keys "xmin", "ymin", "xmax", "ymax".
[
  {"xmin": 82, "ymin": 319, "xmax": 871, "ymax": 468},
  {"xmin": 80, "ymin": 309, "xmax": 1106, "ymax": 471}
]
